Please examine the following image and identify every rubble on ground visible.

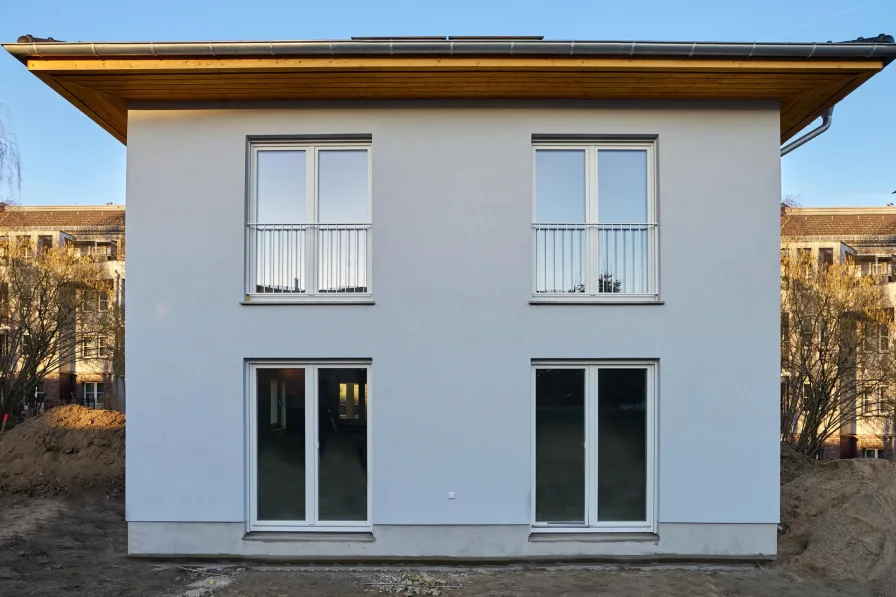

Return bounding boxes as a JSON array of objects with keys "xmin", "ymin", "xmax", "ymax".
[
  {"xmin": 0, "ymin": 405, "xmax": 124, "ymax": 495},
  {"xmin": 364, "ymin": 571, "xmax": 463, "ymax": 596}
]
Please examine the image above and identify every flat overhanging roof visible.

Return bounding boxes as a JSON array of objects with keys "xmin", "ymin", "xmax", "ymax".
[{"xmin": 5, "ymin": 35, "xmax": 895, "ymax": 145}]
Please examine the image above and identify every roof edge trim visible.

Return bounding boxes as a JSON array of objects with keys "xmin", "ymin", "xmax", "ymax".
[{"xmin": 4, "ymin": 38, "xmax": 896, "ymax": 65}]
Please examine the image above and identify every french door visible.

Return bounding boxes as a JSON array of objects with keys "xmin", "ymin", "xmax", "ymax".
[{"xmin": 247, "ymin": 361, "xmax": 371, "ymax": 531}]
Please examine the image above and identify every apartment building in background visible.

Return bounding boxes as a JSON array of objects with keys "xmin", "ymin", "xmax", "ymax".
[
  {"xmin": 6, "ymin": 34, "xmax": 895, "ymax": 560},
  {"xmin": 0, "ymin": 205, "xmax": 125, "ymax": 409},
  {"xmin": 782, "ymin": 205, "xmax": 896, "ymax": 460}
]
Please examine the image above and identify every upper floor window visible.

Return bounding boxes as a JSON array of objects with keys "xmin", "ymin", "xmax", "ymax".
[
  {"xmin": 82, "ymin": 289, "xmax": 109, "ymax": 313},
  {"xmin": 532, "ymin": 141, "xmax": 657, "ymax": 301},
  {"xmin": 247, "ymin": 141, "xmax": 371, "ymax": 302},
  {"xmin": 15, "ymin": 235, "xmax": 33, "ymax": 258},
  {"xmin": 862, "ymin": 389, "xmax": 883, "ymax": 416},
  {"xmin": 864, "ymin": 323, "xmax": 890, "ymax": 353},
  {"xmin": 80, "ymin": 242, "xmax": 114, "ymax": 260}
]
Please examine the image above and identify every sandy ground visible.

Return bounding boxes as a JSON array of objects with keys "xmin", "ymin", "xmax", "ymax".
[
  {"xmin": 0, "ymin": 405, "xmax": 125, "ymax": 495},
  {"xmin": 0, "ymin": 494, "xmax": 892, "ymax": 597}
]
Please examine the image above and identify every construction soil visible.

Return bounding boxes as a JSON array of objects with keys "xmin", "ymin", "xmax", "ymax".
[
  {"xmin": 0, "ymin": 493, "xmax": 885, "ymax": 597},
  {"xmin": 0, "ymin": 405, "xmax": 124, "ymax": 495},
  {"xmin": 779, "ymin": 450, "xmax": 896, "ymax": 588},
  {"xmin": 1, "ymin": 410, "xmax": 894, "ymax": 596}
]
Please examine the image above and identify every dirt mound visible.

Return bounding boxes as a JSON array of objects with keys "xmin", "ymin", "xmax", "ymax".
[
  {"xmin": 0, "ymin": 405, "xmax": 124, "ymax": 495},
  {"xmin": 780, "ymin": 444, "xmax": 813, "ymax": 484},
  {"xmin": 780, "ymin": 456, "xmax": 896, "ymax": 584}
]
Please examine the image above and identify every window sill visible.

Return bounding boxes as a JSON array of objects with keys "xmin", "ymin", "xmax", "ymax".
[
  {"xmin": 530, "ymin": 296, "xmax": 663, "ymax": 305},
  {"xmin": 242, "ymin": 296, "xmax": 374, "ymax": 306},
  {"xmin": 244, "ymin": 531, "xmax": 375, "ymax": 542},
  {"xmin": 529, "ymin": 532, "xmax": 658, "ymax": 543}
]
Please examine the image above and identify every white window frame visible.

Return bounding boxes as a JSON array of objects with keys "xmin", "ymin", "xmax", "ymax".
[
  {"xmin": 530, "ymin": 360, "xmax": 658, "ymax": 534},
  {"xmin": 862, "ymin": 388, "xmax": 885, "ymax": 416},
  {"xmin": 81, "ymin": 289, "xmax": 109, "ymax": 313},
  {"xmin": 863, "ymin": 448, "xmax": 883, "ymax": 459},
  {"xmin": 245, "ymin": 141, "xmax": 373, "ymax": 304},
  {"xmin": 531, "ymin": 141, "xmax": 658, "ymax": 303},
  {"xmin": 246, "ymin": 360, "xmax": 372, "ymax": 532}
]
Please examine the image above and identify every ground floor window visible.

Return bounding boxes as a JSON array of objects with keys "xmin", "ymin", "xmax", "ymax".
[
  {"xmin": 84, "ymin": 382, "xmax": 104, "ymax": 409},
  {"xmin": 247, "ymin": 361, "xmax": 370, "ymax": 531},
  {"xmin": 532, "ymin": 361, "xmax": 656, "ymax": 532},
  {"xmin": 863, "ymin": 448, "xmax": 883, "ymax": 459}
]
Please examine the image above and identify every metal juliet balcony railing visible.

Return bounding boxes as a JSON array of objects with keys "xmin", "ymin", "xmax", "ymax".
[
  {"xmin": 533, "ymin": 223, "xmax": 657, "ymax": 295},
  {"xmin": 249, "ymin": 223, "xmax": 371, "ymax": 295}
]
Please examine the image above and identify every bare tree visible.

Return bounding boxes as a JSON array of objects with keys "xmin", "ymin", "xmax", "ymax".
[
  {"xmin": 780, "ymin": 250, "xmax": 896, "ymax": 456},
  {"xmin": 0, "ymin": 107, "xmax": 21, "ymax": 203},
  {"xmin": 0, "ymin": 239, "xmax": 111, "ymax": 418},
  {"xmin": 107, "ymin": 296, "xmax": 125, "ymax": 410}
]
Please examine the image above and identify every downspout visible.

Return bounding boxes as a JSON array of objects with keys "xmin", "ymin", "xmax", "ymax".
[{"xmin": 781, "ymin": 107, "xmax": 835, "ymax": 156}]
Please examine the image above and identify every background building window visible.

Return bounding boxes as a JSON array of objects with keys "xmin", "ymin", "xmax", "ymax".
[
  {"xmin": 862, "ymin": 388, "xmax": 884, "ymax": 415},
  {"xmin": 84, "ymin": 382, "xmax": 104, "ymax": 409},
  {"xmin": 864, "ymin": 323, "xmax": 890, "ymax": 353}
]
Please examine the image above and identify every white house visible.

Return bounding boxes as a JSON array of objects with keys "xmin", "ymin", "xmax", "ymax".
[{"xmin": 6, "ymin": 34, "xmax": 895, "ymax": 560}]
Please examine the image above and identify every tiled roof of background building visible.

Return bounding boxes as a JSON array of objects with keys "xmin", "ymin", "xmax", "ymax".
[
  {"xmin": 782, "ymin": 208, "xmax": 896, "ymax": 238},
  {"xmin": 0, "ymin": 206, "xmax": 125, "ymax": 230}
]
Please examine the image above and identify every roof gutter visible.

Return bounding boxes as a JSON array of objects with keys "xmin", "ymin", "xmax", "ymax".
[
  {"xmin": 781, "ymin": 107, "xmax": 835, "ymax": 156},
  {"xmin": 5, "ymin": 36, "xmax": 896, "ymax": 63}
]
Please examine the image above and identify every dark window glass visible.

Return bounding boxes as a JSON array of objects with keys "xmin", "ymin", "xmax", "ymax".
[
  {"xmin": 535, "ymin": 368, "xmax": 585, "ymax": 523},
  {"xmin": 598, "ymin": 368, "xmax": 647, "ymax": 521},
  {"xmin": 256, "ymin": 368, "xmax": 306, "ymax": 521},
  {"xmin": 318, "ymin": 368, "xmax": 368, "ymax": 521}
]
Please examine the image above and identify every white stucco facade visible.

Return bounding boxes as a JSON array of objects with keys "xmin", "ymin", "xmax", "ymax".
[{"xmin": 125, "ymin": 100, "xmax": 781, "ymax": 559}]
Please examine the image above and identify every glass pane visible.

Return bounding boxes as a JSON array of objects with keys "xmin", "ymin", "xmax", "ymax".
[
  {"xmin": 597, "ymin": 150, "xmax": 647, "ymax": 223},
  {"xmin": 318, "ymin": 368, "xmax": 368, "ymax": 521},
  {"xmin": 256, "ymin": 368, "xmax": 306, "ymax": 521},
  {"xmin": 534, "ymin": 150, "xmax": 586, "ymax": 294},
  {"xmin": 535, "ymin": 368, "xmax": 585, "ymax": 524},
  {"xmin": 256, "ymin": 150, "xmax": 306, "ymax": 224},
  {"xmin": 597, "ymin": 368, "xmax": 647, "ymax": 522},
  {"xmin": 254, "ymin": 151, "xmax": 307, "ymax": 294},
  {"xmin": 535, "ymin": 150, "xmax": 586, "ymax": 223},
  {"xmin": 318, "ymin": 150, "xmax": 368, "ymax": 224}
]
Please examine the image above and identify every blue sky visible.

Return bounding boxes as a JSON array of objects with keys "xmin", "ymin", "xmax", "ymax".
[{"xmin": 1, "ymin": 0, "xmax": 894, "ymax": 207}]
